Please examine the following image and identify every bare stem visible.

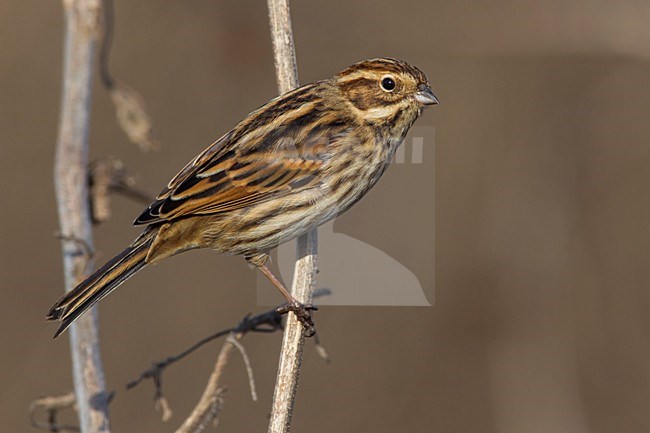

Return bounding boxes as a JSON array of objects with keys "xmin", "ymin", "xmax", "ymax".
[
  {"xmin": 266, "ymin": 1, "xmax": 319, "ymax": 432},
  {"xmin": 55, "ymin": 0, "xmax": 110, "ymax": 432},
  {"xmin": 174, "ymin": 334, "xmax": 238, "ymax": 433}
]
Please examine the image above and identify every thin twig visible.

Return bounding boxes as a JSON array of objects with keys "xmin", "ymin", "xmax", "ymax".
[
  {"xmin": 55, "ymin": 1, "xmax": 110, "ymax": 432},
  {"xmin": 155, "ymin": 395, "xmax": 173, "ymax": 423},
  {"xmin": 125, "ymin": 309, "xmax": 282, "ymax": 393},
  {"xmin": 98, "ymin": 0, "xmax": 114, "ymax": 89},
  {"xmin": 29, "ymin": 392, "xmax": 80, "ymax": 433},
  {"xmin": 125, "ymin": 308, "xmax": 283, "ymax": 428},
  {"xmin": 100, "ymin": 0, "xmax": 159, "ymax": 151},
  {"xmin": 110, "ymin": 182, "xmax": 152, "ymax": 205},
  {"xmin": 125, "ymin": 295, "xmax": 329, "ymax": 430},
  {"xmin": 174, "ymin": 337, "xmax": 238, "ymax": 433},
  {"xmin": 89, "ymin": 157, "xmax": 153, "ymax": 224},
  {"xmin": 124, "ymin": 327, "xmax": 233, "ymax": 393},
  {"xmin": 266, "ymin": 1, "xmax": 319, "ymax": 432},
  {"xmin": 227, "ymin": 334, "xmax": 258, "ymax": 402},
  {"xmin": 313, "ymin": 332, "xmax": 331, "ymax": 364}
]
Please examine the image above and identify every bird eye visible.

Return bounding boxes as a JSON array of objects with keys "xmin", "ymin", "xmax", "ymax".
[{"xmin": 380, "ymin": 76, "xmax": 396, "ymax": 92}]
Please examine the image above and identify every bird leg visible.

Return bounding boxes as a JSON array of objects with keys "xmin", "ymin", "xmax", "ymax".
[
  {"xmin": 258, "ymin": 263, "xmax": 318, "ymax": 337},
  {"xmin": 248, "ymin": 254, "xmax": 317, "ymax": 337}
]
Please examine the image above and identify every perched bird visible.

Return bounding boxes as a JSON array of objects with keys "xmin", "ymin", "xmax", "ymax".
[{"xmin": 47, "ymin": 57, "xmax": 439, "ymax": 337}]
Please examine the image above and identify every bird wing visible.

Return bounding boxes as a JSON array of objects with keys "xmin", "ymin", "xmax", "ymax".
[{"xmin": 134, "ymin": 121, "xmax": 343, "ymax": 225}]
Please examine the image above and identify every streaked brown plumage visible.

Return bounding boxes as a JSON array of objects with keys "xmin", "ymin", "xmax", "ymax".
[{"xmin": 47, "ymin": 57, "xmax": 438, "ymax": 337}]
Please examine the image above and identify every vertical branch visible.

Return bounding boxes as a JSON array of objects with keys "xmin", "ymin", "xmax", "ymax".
[
  {"xmin": 55, "ymin": 1, "xmax": 110, "ymax": 432},
  {"xmin": 266, "ymin": 0, "xmax": 299, "ymax": 93},
  {"xmin": 266, "ymin": 1, "xmax": 319, "ymax": 432}
]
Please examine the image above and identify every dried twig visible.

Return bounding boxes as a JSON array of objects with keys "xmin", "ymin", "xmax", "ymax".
[
  {"xmin": 266, "ymin": 1, "xmax": 319, "ymax": 432},
  {"xmin": 178, "ymin": 388, "xmax": 227, "ymax": 433},
  {"xmin": 126, "ymin": 291, "xmax": 330, "ymax": 430},
  {"xmin": 126, "ymin": 309, "xmax": 283, "ymax": 395},
  {"xmin": 55, "ymin": 1, "xmax": 110, "ymax": 432},
  {"xmin": 89, "ymin": 157, "xmax": 152, "ymax": 224},
  {"xmin": 228, "ymin": 334, "xmax": 258, "ymax": 402},
  {"xmin": 126, "ymin": 309, "xmax": 283, "ymax": 428},
  {"xmin": 100, "ymin": 0, "xmax": 159, "ymax": 151},
  {"xmin": 312, "ymin": 332, "xmax": 331, "ymax": 364},
  {"xmin": 29, "ymin": 392, "xmax": 79, "ymax": 433},
  {"xmin": 174, "ymin": 337, "xmax": 238, "ymax": 433}
]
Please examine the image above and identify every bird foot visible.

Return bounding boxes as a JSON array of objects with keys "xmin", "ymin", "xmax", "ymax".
[{"xmin": 276, "ymin": 302, "xmax": 318, "ymax": 337}]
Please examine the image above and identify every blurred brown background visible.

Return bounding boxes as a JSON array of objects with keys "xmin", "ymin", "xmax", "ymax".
[{"xmin": 2, "ymin": 1, "xmax": 650, "ymax": 432}]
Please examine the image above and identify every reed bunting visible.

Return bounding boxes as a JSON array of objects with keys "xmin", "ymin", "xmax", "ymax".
[{"xmin": 47, "ymin": 57, "xmax": 439, "ymax": 337}]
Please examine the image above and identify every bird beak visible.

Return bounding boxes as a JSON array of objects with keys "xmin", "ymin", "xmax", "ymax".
[{"xmin": 415, "ymin": 84, "xmax": 439, "ymax": 105}]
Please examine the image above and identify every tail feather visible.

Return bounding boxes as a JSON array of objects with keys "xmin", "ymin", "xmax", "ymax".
[{"xmin": 47, "ymin": 230, "xmax": 155, "ymax": 338}]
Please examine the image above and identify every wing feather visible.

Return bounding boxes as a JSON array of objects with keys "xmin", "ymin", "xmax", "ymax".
[{"xmin": 134, "ymin": 87, "xmax": 346, "ymax": 225}]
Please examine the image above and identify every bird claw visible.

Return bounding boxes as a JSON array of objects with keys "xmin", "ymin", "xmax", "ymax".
[{"xmin": 276, "ymin": 302, "xmax": 318, "ymax": 337}]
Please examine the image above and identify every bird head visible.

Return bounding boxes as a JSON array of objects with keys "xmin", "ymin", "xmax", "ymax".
[{"xmin": 333, "ymin": 57, "xmax": 438, "ymax": 122}]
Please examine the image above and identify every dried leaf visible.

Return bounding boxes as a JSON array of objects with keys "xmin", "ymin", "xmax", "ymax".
[{"xmin": 109, "ymin": 81, "xmax": 160, "ymax": 152}]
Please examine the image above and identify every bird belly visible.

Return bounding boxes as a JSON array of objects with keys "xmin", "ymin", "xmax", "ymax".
[
  {"xmin": 202, "ymin": 177, "xmax": 368, "ymax": 256},
  {"xmin": 200, "ymin": 150, "xmax": 390, "ymax": 257}
]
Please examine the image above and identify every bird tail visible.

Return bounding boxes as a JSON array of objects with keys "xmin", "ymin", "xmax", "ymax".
[{"xmin": 47, "ymin": 229, "xmax": 156, "ymax": 338}]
